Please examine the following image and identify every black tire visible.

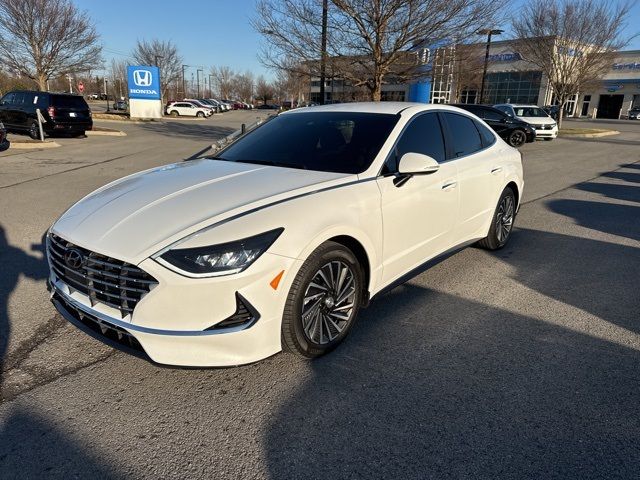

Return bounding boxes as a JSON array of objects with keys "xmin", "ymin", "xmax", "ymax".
[
  {"xmin": 196, "ymin": 111, "xmax": 204, "ymax": 118},
  {"xmin": 28, "ymin": 120, "xmax": 40, "ymax": 140},
  {"xmin": 282, "ymin": 241, "xmax": 363, "ymax": 358},
  {"xmin": 75, "ymin": 131, "xmax": 86, "ymax": 138},
  {"xmin": 507, "ymin": 129, "xmax": 527, "ymax": 148},
  {"xmin": 477, "ymin": 186, "xmax": 517, "ymax": 250},
  {"xmin": 169, "ymin": 110, "xmax": 179, "ymax": 117}
]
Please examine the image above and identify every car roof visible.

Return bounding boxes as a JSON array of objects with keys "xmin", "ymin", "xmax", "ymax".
[{"xmin": 281, "ymin": 102, "xmax": 471, "ymax": 116}]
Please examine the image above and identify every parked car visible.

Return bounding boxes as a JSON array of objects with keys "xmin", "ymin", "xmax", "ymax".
[
  {"xmin": 165, "ymin": 101, "xmax": 212, "ymax": 117},
  {"xmin": 46, "ymin": 102, "xmax": 523, "ymax": 367},
  {"xmin": 112, "ymin": 100, "xmax": 128, "ymax": 111},
  {"xmin": 183, "ymin": 98, "xmax": 216, "ymax": 114},
  {"xmin": 0, "ymin": 90, "xmax": 92, "ymax": 138},
  {"xmin": 203, "ymin": 99, "xmax": 224, "ymax": 113},
  {"xmin": 494, "ymin": 104, "xmax": 558, "ymax": 141},
  {"xmin": 542, "ymin": 105, "xmax": 560, "ymax": 121},
  {"xmin": 452, "ymin": 104, "xmax": 535, "ymax": 148},
  {"xmin": 256, "ymin": 104, "xmax": 279, "ymax": 110},
  {"xmin": 627, "ymin": 106, "xmax": 640, "ymax": 120}
]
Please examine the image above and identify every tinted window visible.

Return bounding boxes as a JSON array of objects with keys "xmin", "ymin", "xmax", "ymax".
[
  {"xmin": 390, "ymin": 113, "xmax": 445, "ymax": 171},
  {"xmin": 1, "ymin": 93, "xmax": 16, "ymax": 105},
  {"xmin": 12, "ymin": 92, "xmax": 25, "ymax": 105},
  {"xmin": 480, "ymin": 109, "xmax": 505, "ymax": 121},
  {"xmin": 51, "ymin": 95, "xmax": 88, "ymax": 109},
  {"xmin": 474, "ymin": 120, "xmax": 496, "ymax": 147},
  {"xmin": 23, "ymin": 92, "xmax": 37, "ymax": 107},
  {"xmin": 442, "ymin": 113, "xmax": 483, "ymax": 158},
  {"xmin": 216, "ymin": 111, "xmax": 399, "ymax": 174}
]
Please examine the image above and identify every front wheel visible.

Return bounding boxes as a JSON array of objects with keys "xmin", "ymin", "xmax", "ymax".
[
  {"xmin": 28, "ymin": 120, "xmax": 40, "ymax": 139},
  {"xmin": 282, "ymin": 242, "xmax": 363, "ymax": 358},
  {"xmin": 196, "ymin": 111, "xmax": 204, "ymax": 118},
  {"xmin": 507, "ymin": 129, "xmax": 526, "ymax": 148},
  {"xmin": 477, "ymin": 186, "xmax": 516, "ymax": 250}
]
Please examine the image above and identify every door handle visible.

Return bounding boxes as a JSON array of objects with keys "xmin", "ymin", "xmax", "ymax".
[
  {"xmin": 491, "ymin": 166, "xmax": 503, "ymax": 174},
  {"xmin": 442, "ymin": 181, "xmax": 457, "ymax": 191}
]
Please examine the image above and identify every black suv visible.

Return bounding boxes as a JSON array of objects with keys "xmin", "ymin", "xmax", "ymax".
[
  {"xmin": 452, "ymin": 104, "xmax": 535, "ymax": 147},
  {"xmin": 0, "ymin": 90, "xmax": 92, "ymax": 138}
]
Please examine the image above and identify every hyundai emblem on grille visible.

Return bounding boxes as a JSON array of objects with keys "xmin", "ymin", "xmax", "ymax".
[{"xmin": 64, "ymin": 248, "xmax": 85, "ymax": 269}]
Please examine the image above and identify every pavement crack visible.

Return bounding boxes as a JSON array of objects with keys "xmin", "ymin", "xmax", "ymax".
[{"xmin": 2, "ymin": 314, "xmax": 65, "ymax": 373}]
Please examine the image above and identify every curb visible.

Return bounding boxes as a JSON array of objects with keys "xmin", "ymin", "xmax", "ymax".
[
  {"xmin": 559, "ymin": 130, "xmax": 620, "ymax": 138},
  {"xmin": 86, "ymin": 129, "xmax": 127, "ymax": 137},
  {"xmin": 8, "ymin": 141, "xmax": 61, "ymax": 149}
]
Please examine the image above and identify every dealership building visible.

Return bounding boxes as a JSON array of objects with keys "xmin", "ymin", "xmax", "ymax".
[{"xmin": 309, "ymin": 39, "xmax": 640, "ymax": 119}]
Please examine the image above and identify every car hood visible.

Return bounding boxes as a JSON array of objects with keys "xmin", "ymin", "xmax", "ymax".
[
  {"xmin": 52, "ymin": 159, "xmax": 352, "ymax": 264},
  {"xmin": 518, "ymin": 116, "xmax": 555, "ymax": 125}
]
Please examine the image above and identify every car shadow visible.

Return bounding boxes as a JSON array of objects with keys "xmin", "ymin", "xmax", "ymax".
[
  {"xmin": 546, "ymin": 198, "xmax": 640, "ymax": 242},
  {"xmin": 602, "ymin": 171, "xmax": 640, "ymax": 184},
  {"xmin": 264, "ymin": 271, "xmax": 640, "ymax": 478},
  {"xmin": 0, "ymin": 226, "xmax": 49, "ymax": 390},
  {"xmin": 0, "ymin": 406, "xmax": 122, "ymax": 478}
]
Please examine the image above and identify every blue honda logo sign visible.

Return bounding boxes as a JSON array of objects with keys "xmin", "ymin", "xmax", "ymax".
[{"xmin": 127, "ymin": 66, "xmax": 160, "ymax": 100}]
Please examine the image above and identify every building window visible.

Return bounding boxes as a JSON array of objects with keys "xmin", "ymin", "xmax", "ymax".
[
  {"xmin": 459, "ymin": 89, "xmax": 478, "ymax": 104},
  {"xmin": 484, "ymin": 71, "xmax": 542, "ymax": 105}
]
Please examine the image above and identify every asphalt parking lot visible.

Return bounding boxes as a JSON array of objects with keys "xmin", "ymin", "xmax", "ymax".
[{"xmin": 0, "ymin": 113, "xmax": 638, "ymax": 479}]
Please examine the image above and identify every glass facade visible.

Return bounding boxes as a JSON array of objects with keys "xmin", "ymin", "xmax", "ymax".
[{"xmin": 484, "ymin": 71, "xmax": 542, "ymax": 105}]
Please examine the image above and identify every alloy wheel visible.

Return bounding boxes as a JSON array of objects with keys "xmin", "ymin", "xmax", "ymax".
[
  {"xmin": 510, "ymin": 130, "xmax": 526, "ymax": 147},
  {"xmin": 495, "ymin": 194, "xmax": 514, "ymax": 243},
  {"xmin": 301, "ymin": 260, "xmax": 356, "ymax": 345}
]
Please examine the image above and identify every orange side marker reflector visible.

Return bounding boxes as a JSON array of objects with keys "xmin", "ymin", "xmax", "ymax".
[{"xmin": 270, "ymin": 270, "xmax": 285, "ymax": 290}]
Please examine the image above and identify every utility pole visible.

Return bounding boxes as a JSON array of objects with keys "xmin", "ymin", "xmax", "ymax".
[
  {"xmin": 319, "ymin": 0, "xmax": 328, "ymax": 105},
  {"xmin": 477, "ymin": 28, "xmax": 503, "ymax": 104},
  {"xmin": 209, "ymin": 74, "xmax": 214, "ymax": 97},
  {"xmin": 182, "ymin": 64, "xmax": 189, "ymax": 98},
  {"xmin": 197, "ymin": 68, "xmax": 203, "ymax": 97}
]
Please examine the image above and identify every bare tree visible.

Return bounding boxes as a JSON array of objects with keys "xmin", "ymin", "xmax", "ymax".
[
  {"xmin": 0, "ymin": 0, "xmax": 101, "ymax": 90},
  {"xmin": 512, "ymin": 0, "xmax": 635, "ymax": 127},
  {"xmin": 132, "ymin": 39, "xmax": 183, "ymax": 99},
  {"xmin": 234, "ymin": 71, "xmax": 255, "ymax": 102},
  {"xmin": 255, "ymin": 75, "xmax": 275, "ymax": 104},
  {"xmin": 254, "ymin": 0, "xmax": 501, "ymax": 101},
  {"xmin": 210, "ymin": 66, "xmax": 236, "ymax": 99}
]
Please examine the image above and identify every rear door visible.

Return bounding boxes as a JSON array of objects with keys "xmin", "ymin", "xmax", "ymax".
[
  {"xmin": 50, "ymin": 95, "xmax": 91, "ymax": 125},
  {"xmin": 441, "ymin": 112, "xmax": 501, "ymax": 242},
  {"xmin": 11, "ymin": 92, "xmax": 27, "ymax": 128}
]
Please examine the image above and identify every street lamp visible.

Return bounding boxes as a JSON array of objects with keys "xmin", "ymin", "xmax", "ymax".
[
  {"xmin": 182, "ymin": 64, "xmax": 191, "ymax": 98},
  {"xmin": 197, "ymin": 68, "xmax": 204, "ymax": 97},
  {"xmin": 477, "ymin": 28, "xmax": 503, "ymax": 104}
]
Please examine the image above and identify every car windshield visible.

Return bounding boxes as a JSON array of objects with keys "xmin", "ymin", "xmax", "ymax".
[
  {"xmin": 514, "ymin": 107, "xmax": 548, "ymax": 118},
  {"xmin": 214, "ymin": 111, "xmax": 399, "ymax": 174}
]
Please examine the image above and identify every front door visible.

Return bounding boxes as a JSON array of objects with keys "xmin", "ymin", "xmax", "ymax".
[{"xmin": 377, "ymin": 112, "xmax": 459, "ymax": 285}]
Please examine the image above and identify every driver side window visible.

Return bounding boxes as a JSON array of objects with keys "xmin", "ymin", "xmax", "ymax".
[{"xmin": 385, "ymin": 113, "xmax": 446, "ymax": 173}]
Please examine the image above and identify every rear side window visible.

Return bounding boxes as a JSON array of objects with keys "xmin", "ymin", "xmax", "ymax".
[
  {"xmin": 474, "ymin": 120, "xmax": 496, "ymax": 147},
  {"xmin": 51, "ymin": 95, "xmax": 89, "ymax": 109},
  {"xmin": 442, "ymin": 113, "xmax": 483, "ymax": 158},
  {"xmin": 389, "ymin": 113, "xmax": 446, "ymax": 171}
]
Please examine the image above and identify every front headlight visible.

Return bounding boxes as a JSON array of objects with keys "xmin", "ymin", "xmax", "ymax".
[
  {"xmin": 158, "ymin": 228, "xmax": 283, "ymax": 277},
  {"xmin": 550, "ymin": 123, "xmax": 557, "ymax": 128}
]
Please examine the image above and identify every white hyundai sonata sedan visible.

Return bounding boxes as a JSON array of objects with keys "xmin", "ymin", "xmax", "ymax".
[{"xmin": 47, "ymin": 102, "xmax": 523, "ymax": 367}]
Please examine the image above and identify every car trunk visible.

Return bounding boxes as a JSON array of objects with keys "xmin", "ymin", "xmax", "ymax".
[{"xmin": 50, "ymin": 95, "xmax": 92, "ymax": 125}]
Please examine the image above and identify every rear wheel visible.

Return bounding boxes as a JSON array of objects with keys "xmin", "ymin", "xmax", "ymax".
[
  {"xmin": 28, "ymin": 120, "xmax": 40, "ymax": 139},
  {"xmin": 507, "ymin": 129, "xmax": 526, "ymax": 148},
  {"xmin": 282, "ymin": 242, "xmax": 363, "ymax": 358},
  {"xmin": 477, "ymin": 186, "xmax": 516, "ymax": 250},
  {"xmin": 169, "ymin": 110, "xmax": 179, "ymax": 117}
]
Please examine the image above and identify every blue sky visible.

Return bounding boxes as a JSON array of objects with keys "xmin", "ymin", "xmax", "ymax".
[{"xmin": 77, "ymin": 0, "xmax": 640, "ymax": 78}]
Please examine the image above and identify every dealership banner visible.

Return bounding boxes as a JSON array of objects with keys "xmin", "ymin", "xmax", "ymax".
[{"xmin": 127, "ymin": 66, "xmax": 161, "ymax": 100}]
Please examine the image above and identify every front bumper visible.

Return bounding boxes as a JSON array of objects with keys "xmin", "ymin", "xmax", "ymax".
[
  {"xmin": 47, "ymin": 248, "xmax": 299, "ymax": 367},
  {"xmin": 532, "ymin": 125, "xmax": 558, "ymax": 138}
]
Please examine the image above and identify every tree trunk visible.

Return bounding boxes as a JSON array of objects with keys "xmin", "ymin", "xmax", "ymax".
[
  {"xmin": 557, "ymin": 96, "xmax": 566, "ymax": 130},
  {"xmin": 37, "ymin": 73, "xmax": 48, "ymax": 91}
]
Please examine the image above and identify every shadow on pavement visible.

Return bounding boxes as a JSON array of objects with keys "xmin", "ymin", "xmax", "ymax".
[
  {"xmin": 0, "ymin": 407, "xmax": 122, "ymax": 479},
  {"xmin": 602, "ymin": 171, "xmax": 640, "ymax": 184},
  {"xmin": 136, "ymin": 121, "xmax": 235, "ymax": 141},
  {"xmin": 264, "ymin": 226, "xmax": 640, "ymax": 478},
  {"xmin": 576, "ymin": 181, "xmax": 639, "ymax": 204},
  {"xmin": 547, "ymin": 199, "xmax": 640, "ymax": 242},
  {"xmin": 0, "ymin": 226, "xmax": 48, "ymax": 388}
]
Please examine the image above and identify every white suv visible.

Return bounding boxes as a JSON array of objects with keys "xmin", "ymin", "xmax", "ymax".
[
  {"xmin": 494, "ymin": 104, "xmax": 558, "ymax": 141},
  {"xmin": 166, "ymin": 101, "xmax": 212, "ymax": 118}
]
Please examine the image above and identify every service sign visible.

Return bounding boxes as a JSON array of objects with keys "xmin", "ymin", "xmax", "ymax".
[{"xmin": 127, "ymin": 66, "xmax": 161, "ymax": 100}]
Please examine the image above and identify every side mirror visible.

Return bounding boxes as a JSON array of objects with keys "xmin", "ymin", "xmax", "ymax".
[{"xmin": 398, "ymin": 152, "xmax": 440, "ymax": 175}]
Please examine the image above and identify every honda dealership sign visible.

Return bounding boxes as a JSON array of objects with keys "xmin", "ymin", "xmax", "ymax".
[
  {"xmin": 127, "ymin": 66, "xmax": 161, "ymax": 100},
  {"xmin": 127, "ymin": 65, "xmax": 162, "ymax": 118}
]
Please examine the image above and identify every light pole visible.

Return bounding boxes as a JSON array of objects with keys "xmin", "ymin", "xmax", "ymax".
[
  {"xmin": 105, "ymin": 79, "xmax": 110, "ymax": 112},
  {"xmin": 209, "ymin": 74, "xmax": 214, "ymax": 97},
  {"xmin": 320, "ymin": 0, "xmax": 328, "ymax": 105},
  {"xmin": 182, "ymin": 64, "xmax": 190, "ymax": 98},
  {"xmin": 477, "ymin": 28, "xmax": 503, "ymax": 104},
  {"xmin": 197, "ymin": 68, "xmax": 203, "ymax": 97}
]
